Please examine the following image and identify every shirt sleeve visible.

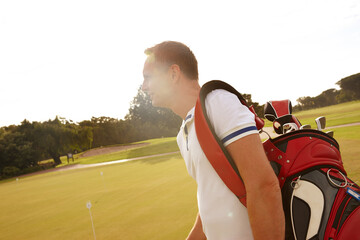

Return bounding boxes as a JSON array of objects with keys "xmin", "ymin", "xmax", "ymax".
[{"xmin": 205, "ymin": 89, "xmax": 258, "ymax": 147}]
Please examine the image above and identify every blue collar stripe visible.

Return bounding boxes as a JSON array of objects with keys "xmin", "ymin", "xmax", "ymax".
[{"xmin": 185, "ymin": 114, "xmax": 192, "ymax": 122}]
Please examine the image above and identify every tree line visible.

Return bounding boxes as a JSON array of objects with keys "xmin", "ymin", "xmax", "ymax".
[
  {"xmin": 1, "ymin": 72, "xmax": 359, "ymax": 179},
  {"xmin": 293, "ymin": 72, "xmax": 360, "ymax": 111},
  {"xmin": 0, "ymin": 87, "xmax": 182, "ymax": 179}
]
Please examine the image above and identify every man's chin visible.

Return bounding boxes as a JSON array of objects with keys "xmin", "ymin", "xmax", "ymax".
[
  {"xmin": 151, "ymin": 101, "xmax": 161, "ymax": 107},
  {"xmin": 151, "ymin": 100, "xmax": 166, "ymax": 108},
  {"xmin": 150, "ymin": 99, "xmax": 158, "ymax": 107}
]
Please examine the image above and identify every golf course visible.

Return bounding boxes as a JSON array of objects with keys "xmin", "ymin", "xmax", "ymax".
[{"xmin": 1, "ymin": 101, "xmax": 359, "ymax": 240}]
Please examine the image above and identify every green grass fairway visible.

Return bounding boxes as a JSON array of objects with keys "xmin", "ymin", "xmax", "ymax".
[
  {"xmin": 1, "ymin": 126, "xmax": 359, "ymax": 240},
  {"xmin": 331, "ymin": 125, "xmax": 360, "ymax": 180},
  {"xmin": 1, "ymin": 102, "xmax": 359, "ymax": 239},
  {"xmin": 293, "ymin": 100, "xmax": 360, "ymax": 127},
  {"xmin": 0, "ymin": 153, "xmax": 197, "ymax": 240},
  {"xmin": 264, "ymin": 100, "xmax": 360, "ymax": 127},
  {"xmin": 56, "ymin": 137, "xmax": 179, "ymax": 167}
]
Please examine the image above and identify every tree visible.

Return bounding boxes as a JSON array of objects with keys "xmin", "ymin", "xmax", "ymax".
[
  {"xmin": 32, "ymin": 117, "xmax": 90, "ymax": 165},
  {"xmin": 0, "ymin": 121, "xmax": 41, "ymax": 176},
  {"xmin": 242, "ymin": 94, "xmax": 264, "ymax": 118},
  {"xmin": 319, "ymin": 88, "xmax": 339, "ymax": 106},
  {"xmin": 293, "ymin": 73, "xmax": 359, "ymax": 110},
  {"xmin": 87, "ymin": 117, "xmax": 133, "ymax": 148},
  {"xmin": 336, "ymin": 72, "xmax": 360, "ymax": 100},
  {"xmin": 126, "ymin": 86, "xmax": 182, "ymax": 140},
  {"xmin": 336, "ymin": 89, "xmax": 355, "ymax": 103},
  {"xmin": 0, "ymin": 117, "xmax": 96, "ymax": 178},
  {"xmin": 296, "ymin": 96, "xmax": 316, "ymax": 110}
]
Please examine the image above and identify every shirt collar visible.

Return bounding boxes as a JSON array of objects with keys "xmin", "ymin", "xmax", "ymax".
[
  {"xmin": 184, "ymin": 107, "xmax": 195, "ymax": 125},
  {"xmin": 181, "ymin": 107, "xmax": 195, "ymax": 131}
]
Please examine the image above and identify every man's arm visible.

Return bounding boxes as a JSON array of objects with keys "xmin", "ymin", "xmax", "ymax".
[
  {"xmin": 186, "ymin": 213, "xmax": 206, "ymax": 240},
  {"xmin": 226, "ymin": 133, "xmax": 285, "ymax": 240}
]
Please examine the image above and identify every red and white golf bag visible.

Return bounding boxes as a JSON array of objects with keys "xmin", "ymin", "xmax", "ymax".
[{"xmin": 195, "ymin": 80, "xmax": 360, "ymax": 240}]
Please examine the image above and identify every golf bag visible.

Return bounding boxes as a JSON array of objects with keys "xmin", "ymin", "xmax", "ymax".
[{"xmin": 194, "ymin": 80, "xmax": 360, "ymax": 240}]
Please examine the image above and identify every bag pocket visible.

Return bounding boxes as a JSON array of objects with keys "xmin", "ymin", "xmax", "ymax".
[
  {"xmin": 290, "ymin": 176, "xmax": 325, "ymax": 240},
  {"xmin": 327, "ymin": 187, "xmax": 360, "ymax": 240},
  {"xmin": 287, "ymin": 170, "xmax": 339, "ymax": 240}
]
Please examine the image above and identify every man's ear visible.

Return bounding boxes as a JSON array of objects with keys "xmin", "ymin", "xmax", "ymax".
[{"xmin": 170, "ymin": 64, "xmax": 181, "ymax": 82}]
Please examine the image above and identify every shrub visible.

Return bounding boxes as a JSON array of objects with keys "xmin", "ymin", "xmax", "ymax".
[{"xmin": 2, "ymin": 166, "xmax": 21, "ymax": 178}]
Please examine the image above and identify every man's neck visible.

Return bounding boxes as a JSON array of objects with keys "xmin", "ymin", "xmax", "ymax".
[{"xmin": 171, "ymin": 80, "xmax": 201, "ymax": 120}]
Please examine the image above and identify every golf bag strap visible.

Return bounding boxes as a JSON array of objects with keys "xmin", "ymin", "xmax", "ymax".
[{"xmin": 194, "ymin": 80, "xmax": 264, "ymax": 206}]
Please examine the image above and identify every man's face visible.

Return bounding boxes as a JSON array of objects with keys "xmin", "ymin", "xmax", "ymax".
[{"xmin": 142, "ymin": 58, "xmax": 173, "ymax": 108}]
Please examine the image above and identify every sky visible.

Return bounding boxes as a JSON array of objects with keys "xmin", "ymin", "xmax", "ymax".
[{"xmin": 1, "ymin": 0, "xmax": 359, "ymax": 127}]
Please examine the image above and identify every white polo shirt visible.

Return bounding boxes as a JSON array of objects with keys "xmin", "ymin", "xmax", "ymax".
[{"xmin": 177, "ymin": 89, "xmax": 258, "ymax": 240}]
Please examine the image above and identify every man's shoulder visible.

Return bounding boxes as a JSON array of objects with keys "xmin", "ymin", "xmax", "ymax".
[
  {"xmin": 206, "ymin": 88, "xmax": 235, "ymax": 98},
  {"xmin": 205, "ymin": 89, "xmax": 240, "ymax": 107},
  {"xmin": 205, "ymin": 88, "xmax": 249, "ymax": 115}
]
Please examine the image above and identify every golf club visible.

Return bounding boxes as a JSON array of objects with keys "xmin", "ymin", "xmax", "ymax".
[{"xmin": 315, "ymin": 116, "xmax": 326, "ymax": 131}]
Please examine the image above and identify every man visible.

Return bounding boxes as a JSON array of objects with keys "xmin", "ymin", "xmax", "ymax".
[{"xmin": 142, "ymin": 41, "xmax": 284, "ymax": 240}]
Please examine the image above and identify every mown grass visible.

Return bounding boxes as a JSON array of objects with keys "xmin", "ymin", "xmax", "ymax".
[
  {"xmin": 0, "ymin": 153, "xmax": 197, "ymax": 240},
  {"xmin": 294, "ymin": 100, "xmax": 360, "ymax": 127},
  {"xmin": 264, "ymin": 100, "xmax": 360, "ymax": 127},
  {"xmin": 330, "ymin": 125, "xmax": 360, "ymax": 180},
  {"xmin": 1, "ymin": 102, "xmax": 359, "ymax": 239},
  {"xmin": 56, "ymin": 137, "xmax": 179, "ymax": 166},
  {"xmin": 1, "ymin": 126, "xmax": 358, "ymax": 239}
]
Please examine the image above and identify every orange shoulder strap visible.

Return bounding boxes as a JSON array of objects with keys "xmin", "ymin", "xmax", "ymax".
[{"xmin": 194, "ymin": 80, "xmax": 264, "ymax": 206}]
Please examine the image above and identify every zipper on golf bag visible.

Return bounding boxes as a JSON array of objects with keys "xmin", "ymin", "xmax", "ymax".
[
  {"xmin": 325, "ymin": 181, "xmax": 360, "ymax": 240},
  {"xmin": 326, "ymin": 188, "xmax": 348, "ymax": 239}
]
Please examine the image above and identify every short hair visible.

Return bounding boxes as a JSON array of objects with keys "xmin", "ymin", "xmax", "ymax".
[{"xmin": 145, "ymin": 41, "xmax": 198, "ymax": 80}]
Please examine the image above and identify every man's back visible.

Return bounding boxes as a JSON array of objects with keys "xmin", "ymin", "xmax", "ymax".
[{"xmin": 177, "ymin": 89, "xmax": 257, "ymax": 239}]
